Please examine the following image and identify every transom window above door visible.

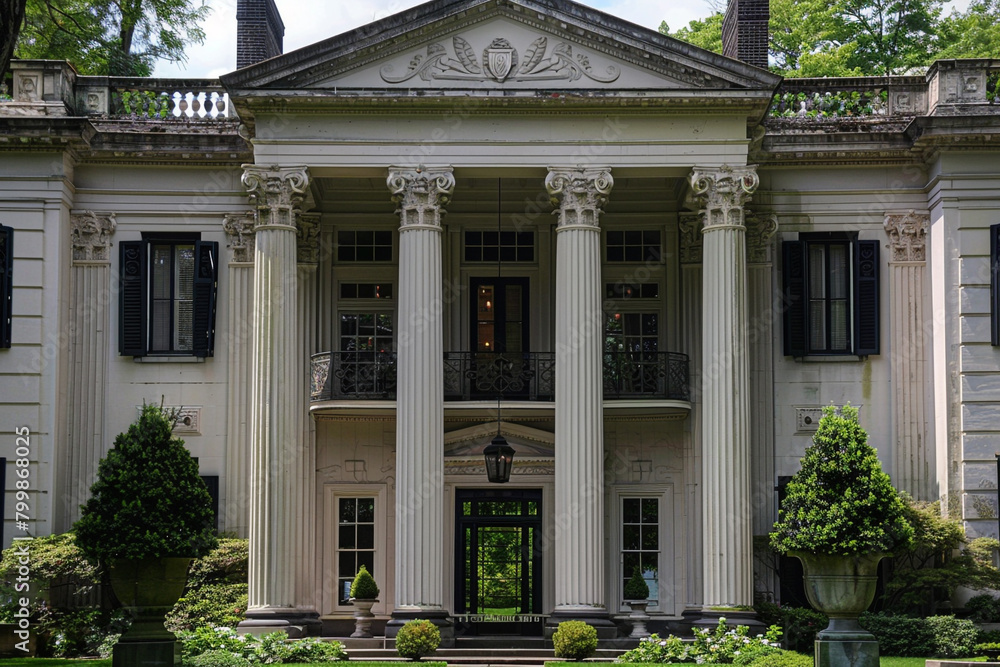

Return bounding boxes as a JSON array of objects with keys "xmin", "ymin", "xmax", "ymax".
[{"xmin": 465, "ymin": 231, "xmax": 535, "ymax": 262}]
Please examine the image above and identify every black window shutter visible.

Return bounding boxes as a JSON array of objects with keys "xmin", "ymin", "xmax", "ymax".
[
  {"xmin": 119, "ymin": 240, "xmax": 148, "ymax": 356},
  {"xmin": 192, "ymin": 241, "xmax": 219, "ymax": 358},
  {"xmin": 0, "ymin": 226, "xmax": 12, "ymax": 349},
  {"xmin": 992, "ymin": 224, "xmax": 1000, "ymax": 346},
  {"xmin": 854, "ymin": 239, "xmax": 880, "ymax": 356},
  {"xmin": 782, "ymin": 240, "xmax": 807, "ymax": 357}
]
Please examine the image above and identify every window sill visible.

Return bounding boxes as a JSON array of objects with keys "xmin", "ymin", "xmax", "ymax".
[
  {"xmin": 133, "ymin": 355, "xmax": 207, "ymax": 364},
  {"xmin": 794, "ymin": 355, "xmax": 867, "ymax": 363}
]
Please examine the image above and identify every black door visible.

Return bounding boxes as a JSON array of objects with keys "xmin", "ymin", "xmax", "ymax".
[{"xmin": 455, "ymin": 489, "xmax": 543, "ymax": 636}]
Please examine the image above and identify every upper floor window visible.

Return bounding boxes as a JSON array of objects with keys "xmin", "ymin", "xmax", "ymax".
[
  {"xmin": 340, "ymin": 283, "xmax": 393, "ymax": 300},
  {"xmin": 465, "ymin": 231, "xmax": 534, "ymax": 262},
  {"xmin": 337, "ymin": 230, "xmax": 393, "ymax": 262},
  {"xmin": 606, "ymin": 282, "xmax": 659, "ymax": 300},
  {"xmin": 606, "ymin": 230, "xmax": 661, "ymax": 263},
  {"xmin": 783, "ymin": 235, "xmax": 879, "ymax": 357},
  {"xmin": 119, "ymin": 237, "xmax": 219, "ymax": 357},
  {"xmin": 0, "ymin": 225, "xmax": 12, "ymax": 349}
]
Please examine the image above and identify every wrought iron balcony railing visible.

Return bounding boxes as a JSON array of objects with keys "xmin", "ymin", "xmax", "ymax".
[
  {"xmin": 443, "ymin": 352, "xmax": 556, "ymax": 401},
  {"xmin": 310, "ymin": 350, "xmax": 690, "ymax": 402},
  {"xmin": 603, "ymin": 350, "xmax": 690, "ymax": 401}
]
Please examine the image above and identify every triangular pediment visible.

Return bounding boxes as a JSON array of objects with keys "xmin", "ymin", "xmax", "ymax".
[
  {"xmin": 222, "ymin": 0, "xmax": 781, "ymax": 94},
  {"xmin": 444, "ymin": 422, "xmax": 554, "ymax": 458}
]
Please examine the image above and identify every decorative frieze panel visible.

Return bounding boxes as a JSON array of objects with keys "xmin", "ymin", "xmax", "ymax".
[
  {"xmin": 223, "ymin": 214, "xmax": 255, "ymax": 263},
  {"xmin": 745, "ymin": 211, "xmax": 778, "ymax": 264},
  {"xmin": 70, "ymin": 211, "xmax": 116, "ymax": 262},
  {"xmin": 380, "ymin": 35, "xmax": 620, "ymax": 84},
  {"xmin": 678, "ymin": 213, "xmax": 702, "ymax": 265},
  {"xmin": 883, "ymin": 210, "xmax": 929, "ymax": 262}
]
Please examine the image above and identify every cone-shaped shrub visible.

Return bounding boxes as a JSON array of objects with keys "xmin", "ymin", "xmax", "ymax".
[
  {"xmin": 350, "ymin": 565, "xmax": 379, "ymax": 599},
  {"xmin": 770, "ymin": 404, "xmax": 913, "ymax": 556},
  {"xmin": 74, "ymin": 404, "xmax": 217, "ymax": 561},
  {"xmin": 624, "ymin": 566, "xmax": 649, "ymax": 600}
]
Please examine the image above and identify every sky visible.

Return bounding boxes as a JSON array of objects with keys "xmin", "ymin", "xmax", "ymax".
[{"xmin": 152, "ymin": 0, "xmax": 973, "ymax": 78}]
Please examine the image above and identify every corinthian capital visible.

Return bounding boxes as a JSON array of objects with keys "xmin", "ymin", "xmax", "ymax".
[
  {"xmin": 241, "ymin": 164, "xmax": 311, "ymax": 231},
  {"xmin": 745, "ymin": 211, "xmax": 778, "ymax": 264},
  {"xmin": 689, "ymin": 166, "xmax": 759, "ymax": 231},
  {"xmin": 70, "ymin": 211, "xmax": 117, "ymax": 262},
  {"xmin": 545, "ymin": 167, "xmax": 613, "ymax": 230},
  {"xmin": 297, "ymin": 213, "xmax": 321, "ymax": 265},
  {"xmin": 223, "ymin": 213, "xmax": 255, "ymax": 263},
  {"xmin": 883, "ymin": 210, "xmax": 929, "ymax": 262},
  {"xmin": 386, "ymin": 166, "xmax": 455, "ymax": 230}
]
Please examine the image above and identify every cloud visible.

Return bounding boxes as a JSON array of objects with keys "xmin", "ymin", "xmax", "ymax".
[{"xmin": 154, "ymin": 0, "xmax": 715, "ymax": 78}]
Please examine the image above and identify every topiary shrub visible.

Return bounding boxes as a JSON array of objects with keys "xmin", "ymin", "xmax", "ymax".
[
  {"xmin": 552, "ymin": 620, "xmax": 598, "ymax": 661},
  {"xmin": 350, "ymin": 564, "xmax": 380, "ymax": 600},
  {"xmin": 770, "ymin": 405, "xmax": 913, "ymax": 556},
  {"xmin": 624, "ymin": 566, "xmax": 649, "ymax": 600},
  {"xmin": 395, "ymin": 619, "xmax": 441, "ymax": 660},
  {"xmin": 74, "ymin": 403, "xmax": 217, "ymax": 561}
]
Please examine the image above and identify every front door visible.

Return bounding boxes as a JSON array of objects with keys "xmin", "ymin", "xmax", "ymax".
[{"xmin": 455, "ymin": 489, "xmax": 543, "ymax": 636}]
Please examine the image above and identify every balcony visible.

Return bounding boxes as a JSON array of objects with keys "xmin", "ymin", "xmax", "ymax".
[{"xmin": 310, "ymin": 350, "xmax": 689, "ymax": 403}]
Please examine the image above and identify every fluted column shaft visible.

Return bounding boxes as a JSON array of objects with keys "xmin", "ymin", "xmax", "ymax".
[
  {"xmin": 884, "ymin": 212, "xmax": 932, "ymax": 500},
  {"xmin": 387, "ymin": 166, "xmax": 454, "ymax": 610},
  {"xmin": 59, "ymin": 212, "xmax": 116, "ymax": 531},
  {"xmin": 223, "ymin": 214, "xmax": 255, "ymax": 537},
  {"xmin": 242, "ymin": 165, "xmax": 310, "ymax": 615},
  {"xmin": 547, "ymin": 167, "xmax": 614, "ymax": 611},
  {"xmin": 691, "ymin": 166, "xmax": 758, "ymax": 608}
]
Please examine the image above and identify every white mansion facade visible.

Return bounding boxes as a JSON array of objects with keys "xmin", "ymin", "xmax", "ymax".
[{"xmin": 2, "ymin": 0, "xmax": 1000, "ymax": 640}]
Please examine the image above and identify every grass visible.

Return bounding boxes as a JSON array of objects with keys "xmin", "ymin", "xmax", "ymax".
[
  {"xmin": 550, "ymin": 659, "xmax": 987, "ymax": 667},
  {"xmin": 0, "ymin": 662, "xmax": 448, "ymax": 666}
]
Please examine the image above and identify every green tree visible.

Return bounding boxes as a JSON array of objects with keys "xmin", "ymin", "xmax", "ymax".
[
  {"xmin": 832, "ymin": 0, "xmax": 942, "ymax": 75},
  {"xmin": 659, "ymin": 13, "xmax": 724, "ymax": 54},
  {"xmin": 15, "ymin": 0, "xmax": 209, "ymax": 76},
  {"xmin": 1, "ymin": 0, "xmax": 27, "ymax": 81},
  {"xmin": 934, "ymin": 0, "xmax": 1000, "ymax": 60}
]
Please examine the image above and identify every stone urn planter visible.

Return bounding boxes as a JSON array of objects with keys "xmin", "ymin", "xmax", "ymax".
[
  {"xmin": 792, "ymin": 552, "xmax": 885, "ymax": 639},
  {"xmin": 110, "ymin": 557, "xmax": 192, "ymax": 642},
  {"xmin": 350, "ymin": 598, "xmax": 378, "ymax": 638},
  {"xmin": 624, "ymin": 600, "xmax": 650, "ymax": 638}
]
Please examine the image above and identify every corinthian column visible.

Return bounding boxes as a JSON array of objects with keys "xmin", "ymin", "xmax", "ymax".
[
  {"xmin": 58, "ymin": 211, "xmax": 116, "ymax": 531},
  {"xmin": 690, "ymin": 166, "xmax": 758, "ymax": 614},
  {"xmin": 546, "ymin": 167, "xmax": 616, "ymax": 634},
  {"xmin": 884, "ymin": 211, "xmax": 932, "ymax": 500},
  {"xmin": 239, "ymin": 164, "xmax": 320, "ymax": 636},
  {"xmin": 386, "ymin": 166, "xmax": 454, "ymax": 639}
]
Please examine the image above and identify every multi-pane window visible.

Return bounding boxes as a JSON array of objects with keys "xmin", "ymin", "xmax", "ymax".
[
  {"xmin": 807, "ymin": 240, "xmax": 851, "ymax": 354},
  {"xmin": 465, "ymin": 231, "xmax": 534, "ymax": 262},
  {"xmin": 340, "ymin": 313, "xmax": 393, "ymax": 353},
  {"xmin": 337, "ymin": 497, "xmax": 375, "ymax": 605},
  {"xmin": 606, "ymin": 230, "xmax": 661, "ymax": 262},
  {"xmin": 150, "ymin": 242, "xmax": 195, "ymax": 353},
  {"xmin": 337, "ymin": 230, "xmax": 393, "ymax": 262},
  {"xmin": 605, "ymin": 313, "xmax": 658, "ymax": 355},
  {"xmin": 622, "ymin": 498, "xmax": 659, "ymax": 605},
  {"xmin": 606, "ymin": 282, "xmax": 659, "ymax": 300},
  {"xmin": 340, "ymin": 283, "xmax": 393, "ymax": 300},
  {"xmin": 604, "ymin": 313, "xmax": 659, "ymax": 396}
]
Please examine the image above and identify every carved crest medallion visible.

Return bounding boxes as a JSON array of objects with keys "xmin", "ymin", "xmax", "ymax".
[{"xmin": 484, "ymin": 39, "xmax": 517, "ymax": 82}]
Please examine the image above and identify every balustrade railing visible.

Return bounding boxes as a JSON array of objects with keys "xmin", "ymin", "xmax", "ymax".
[
  {"xmin": 769, "ymin": 77, "xmax": 925, "ymax": 118},
  {"xmin": 106, "ymin": 78, "xmax": 231, "ymax": 119},
  {"xmin": 311, "ymin": 349, "xmax": 691, "ymax": 403}
]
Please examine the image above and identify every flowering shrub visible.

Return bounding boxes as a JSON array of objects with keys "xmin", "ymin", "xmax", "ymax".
[
  {"xmin": 178, "ymin": 626, "xmax": 347, "ymax": 664},
  {"xmin": 617, "ymin": 619, "xmax": 782, "ymax": 664}
]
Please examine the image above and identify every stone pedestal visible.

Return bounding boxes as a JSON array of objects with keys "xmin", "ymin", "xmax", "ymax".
[
  {"xmin": 112, "ymin": 640, "xmax": 180, "ymax": 667},
  {"xmin": 815, "ymin": 637, "xmax": 879, "ymax": 667},
  {"xmin": 386, "ymin": 167, "xmax": 454, "ymax": 642},
  {"xmin": 544, "ymin": 167, "xmax": 616, "ymax": 635},
  {"xmin": 690, "ymin": 166, "xmax": 758, "ymax": 611}
]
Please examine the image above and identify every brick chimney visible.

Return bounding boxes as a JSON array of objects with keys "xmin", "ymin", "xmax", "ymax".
[
  {"xmin": 236, "ymin": 0, "xmax": 285, "ymax": 69},
  {"xmin": 721, "ymin": 0, "xmax": 769, "ymax": 70}
]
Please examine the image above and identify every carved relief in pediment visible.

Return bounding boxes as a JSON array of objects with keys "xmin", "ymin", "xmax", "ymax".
[{"xmin": 380, "ymin": 34, "xmax": 620, "ymax": 84}]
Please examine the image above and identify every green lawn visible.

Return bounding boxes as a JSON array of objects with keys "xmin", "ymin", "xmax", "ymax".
[{"xmin": 0, "ymin": 662, "xmax": 448, "ymax": 666}]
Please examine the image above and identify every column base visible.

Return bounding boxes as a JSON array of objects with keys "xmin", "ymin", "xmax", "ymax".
[
  {"xmin": 238, "ymin": 608, "xmax": 322, "ymax": 638},
  {"xmin": 690, "ymin": 609, "xmax": 766, "ymax": 634},
  {"xmin": 815, "ymin": 637, "xmax": 879, "ymax": 667},
  {"xmin": 545, "ymin": 608, "xmax": 618, "ymax": 640},
  {"xmin": 386, "ymin": 609, "xmax": 455, "ymax": 648}
]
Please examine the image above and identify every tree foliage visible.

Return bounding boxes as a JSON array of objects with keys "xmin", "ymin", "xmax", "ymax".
[
  {"xmin": 14, "ymin": 0, "xmax": 209, "ymax": 75},
  {"xmin": 1, "ymin": 0, "xmax": 27, "ymax": 84},
  {"xmin": 880, "ymin": 497, "xmax": 1000, "ymax": 615},
  {"xmin": 663, "ymin": 0, "xmax": 997, "ymax": 77}
]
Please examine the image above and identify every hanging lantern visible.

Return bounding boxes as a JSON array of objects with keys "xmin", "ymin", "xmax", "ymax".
[{"xmin": 484, "ymin": 434, "xmax": 515, "ymax": 483}]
